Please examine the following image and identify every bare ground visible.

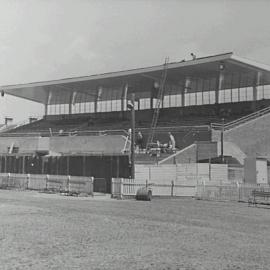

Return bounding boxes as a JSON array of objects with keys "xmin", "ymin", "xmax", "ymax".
[{"xmin": 0, "ymin": 190, "xmax": 269, "ymax": 270}]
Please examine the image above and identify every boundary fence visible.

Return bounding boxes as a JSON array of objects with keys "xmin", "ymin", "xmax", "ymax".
[
  {"xmin": 0, "ymin": 173, "xmax": 94, "ymax": 195},
  {"xmin": 196, "ymin": 182, "xmax": 270, "ymax": 202},
  {"xmin": 111, "ymin": 178, "xmax": 196, "ymax": 199}
]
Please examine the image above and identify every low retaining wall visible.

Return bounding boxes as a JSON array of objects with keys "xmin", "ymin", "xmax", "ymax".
[{"xmin": 0, "ymin": 173, "xmax": 94, "ymax": 195}]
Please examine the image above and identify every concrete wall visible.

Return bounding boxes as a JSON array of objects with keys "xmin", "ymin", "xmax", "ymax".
[
  {"xmin": 0, "ymin": 137, "xmax": 45, "ymax": 153},
  {"xmin": 217, "ymin": 141, "xmax": 246, "ymax": 165},
  {"xmin": 160, "ymin": 142, "xmax": 217, "ymax": 165},
  {"xmin": 212, "ymin": 113, "xmax": 270, "ymax": 157},
  {"xmin": 0, "ymin": 135, "xmax": 126, "ymax": 154},
  {"xmin": 50, "ymin": 135, "xmax": 126, "ymax": 154},
  {"xmin": 197, "ymin": 142, "xmax": 217, "ymax": 161},
  {"xmin": 160, "ymin": 144, "xmax": 197, "ymax": 164}
]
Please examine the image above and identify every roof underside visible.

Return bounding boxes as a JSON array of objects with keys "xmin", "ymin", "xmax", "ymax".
[{"xmin": 2, "ymin": 52, "xmax": 270, "ymax": 104}]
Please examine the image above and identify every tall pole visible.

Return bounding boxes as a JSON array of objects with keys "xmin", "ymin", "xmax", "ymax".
[
  {"xmin": 221, "ymin": 118, "xmax": 224, "ymax": 163},
  {"xmin": 131, "ymin": 93, "xmax": 136, "ymax": 179}
]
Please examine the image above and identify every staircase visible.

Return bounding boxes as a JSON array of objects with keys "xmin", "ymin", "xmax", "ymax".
[
  {"xmin": 211, "ymin": 105, "xmax": 270, "ymax": 157},
  {"xmin": 211, "ymin": 105, "xmax": 270, "ymax": 131}
]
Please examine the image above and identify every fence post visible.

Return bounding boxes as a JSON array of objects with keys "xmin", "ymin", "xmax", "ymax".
[
  {"xmin": 8, "ymin": 172, "xmax": 10, "ymax": 187},
  {"xmin": 171, "ymin": 180, "xmax": 174, "ymax": 197},
  {"xmin": 236, "ymin": 181, "xmax": 240, "ymax": 201},
  {"xmin": 27, "ymin": 173, "xmax": 30, "ymax": 190},
  {"xmin": 219, "ymin": 182, "xmax": 222, "ymax": 200},
  {"xmin": 90, "ymin": 177, "xmax": 94, "ymax": 196},
  {"xmin": 46, "ymin": 174, "xmax": 49, "ymax": 190},
  {"xmin": 84, "ymin": 176, "xmax": 93, "ymax": 196},
  {"xmin": 111, "ymin": 178, "xmax": 114, "ymax": 198},
  {"xmin": 120, "ymin": 178, "xmax": 123, "ymax": 199},
  {"xmin": 203, "ymin": 180, "xmax": 206, "ymax": 199},
  {"xmin": 67, "ymin": 175, "xmax": 71, "ymax": 193}
]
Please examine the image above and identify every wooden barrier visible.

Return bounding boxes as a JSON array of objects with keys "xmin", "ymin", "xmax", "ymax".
[
  {"xmin": 0, "ymin": 173, "xmax": 29, "ymax": 189},
  {"xmin": 111, "ymin": 178, "xmax": 196, "ymax": 198},
  {"xmin": 0, "ymin": 173, "xmax": 94, "ymax": 195}
]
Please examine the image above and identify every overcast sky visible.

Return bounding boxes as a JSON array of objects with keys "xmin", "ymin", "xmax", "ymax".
[{"xmin": 0, "ymin": 0, "xmax": 269, "ymax": 122}]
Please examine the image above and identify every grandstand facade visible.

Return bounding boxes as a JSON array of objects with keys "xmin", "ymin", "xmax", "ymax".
[
  {"xmin": 1, "ymin": 52, "xmax": 270, "ymax": 191},
  {"xmin": 3, "ymin": 52, "xmax": 270, "ymax": 116}
]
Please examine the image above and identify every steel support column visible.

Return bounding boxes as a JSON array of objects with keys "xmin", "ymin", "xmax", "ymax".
[
  {"xmin": 121, "ymin": 84, "xmax": 128, "ymax": 112},
  {"xmin": 94, "ymin": 87, "xmax": 102, "ymax": 113},
  {"xmin": 69, "ymin": 91, "xmax": 77, "ymax": 115},
  {"xmin": 183, "ymin": 77, "xmax": 191, "ymax": 107},
  {"xmin": 252, "ymin": 71, "xmax": 262, "ymax": 111},
  {"xmin": 216, "ymin": 69, "xmax": 225, "ymax": 104},
  {"xmin": 44, "ymin": 90, "xmax": 52, "ymax": 117}
]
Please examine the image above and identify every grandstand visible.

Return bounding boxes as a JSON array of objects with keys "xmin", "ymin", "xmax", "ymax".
[{"xmin": 1, "ymin": 52, "xmax": 270, "ymax": 192}]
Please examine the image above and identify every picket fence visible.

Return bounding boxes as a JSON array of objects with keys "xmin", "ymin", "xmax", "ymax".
[
  {"xmin": 0, "ymin": 173, "xmax": 94, "ymax": 195},
  {"xmin": 111, "ymin": 178, "xmax": 195, "ymax": 198},
  {"xmin": 112, "ymin": 164, "xmax": 229, "ymax": 198},
  {"xmin": 196, "ymin": 182, "xmax": 270, "ymax": 202}
]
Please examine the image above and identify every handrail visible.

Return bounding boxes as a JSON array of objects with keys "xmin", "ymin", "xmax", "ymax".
[
  {"xmin": 0, "ymin": 124, "xmax": 210, "ymax": 138},
  {"xmin": 0, "ymin": 128, "xmax": 129, "ymax": 137},
  {"xmin": 211, "ymin": 105, "xmax": 270, "ymax": 131}
]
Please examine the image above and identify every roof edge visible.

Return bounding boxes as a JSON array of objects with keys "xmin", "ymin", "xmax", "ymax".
[
  {"xmin": 230, "ymin": 55, "xmax": 270, "ymax": 72},
  {"xmin": 1, "ymin": 52, "xmax": 234, "ymax": 90}
]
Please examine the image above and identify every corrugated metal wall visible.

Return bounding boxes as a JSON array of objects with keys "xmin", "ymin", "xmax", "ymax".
[{"xmin": 0, "ymin": 154, "xmax": 130, "ymax": 193}]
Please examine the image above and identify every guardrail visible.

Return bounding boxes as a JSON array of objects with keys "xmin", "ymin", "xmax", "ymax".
[
  {"xmin": 211, "ymin": 106, "xmax": 270, "ymax": 131},
  {"xmin": 0, "ymin": 124, "xmax": 210, "ymax": 138},
  {"xmin": 0, "ymin": 129, "xmax": 129, "ymax": 137},
  {"xmin": 138, "ymin": 125, "xmax": 210, "ymax": 132}
]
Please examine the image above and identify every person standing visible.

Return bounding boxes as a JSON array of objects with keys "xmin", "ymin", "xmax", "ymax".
[
  {"xmin": 136, "ymin": 131, "xmax": 143, "ymax": 151},
  {"xmin": 168, "ymin": 132, "xmax": 176, "ymax": 150}
]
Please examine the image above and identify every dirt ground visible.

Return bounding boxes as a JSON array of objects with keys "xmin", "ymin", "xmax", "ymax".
[{"xmin": 0, "ymin": 190, "xmax": 269, "ymax": 270}]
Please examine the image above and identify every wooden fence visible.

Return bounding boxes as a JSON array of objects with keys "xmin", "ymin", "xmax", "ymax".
[
  {"xmin": 135, "ymin": 163, "xmax": 228, "ymax": 184},
  {"xmin": 196, "ymin": 182, "xmax": 270, "ymax": 202},
  {"xmin": 0, "ymin": 173, "xmax": 94, "ymax": 195},
  {"xmin": 111, "ymin": 178, "xmax": 196, "ymax": 198},
  {"xmin": 111, "ymin": 164, "xmax": 230, "ymax": 199}
]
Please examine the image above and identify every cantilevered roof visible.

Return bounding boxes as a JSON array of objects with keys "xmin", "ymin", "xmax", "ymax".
[{"xmin": 1, "ymin": 52, "xmax": 270, "ymax": 104}]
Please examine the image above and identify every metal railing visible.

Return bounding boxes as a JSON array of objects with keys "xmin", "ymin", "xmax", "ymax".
[
  {"xmin": 0, "ymin": 128, "xmax": 129, "ymax": 137},
  {"xmin": 211, "ymin": 106, "xmax": 270, "ymax": 131},
  {"xmin": 0, "ymin": 124, "xmax": 210, "ymax": 138}
]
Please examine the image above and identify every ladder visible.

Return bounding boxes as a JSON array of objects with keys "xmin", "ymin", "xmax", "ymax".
[{"xmin": 146, "ymin": 57, "xmax": 169, "ymax": 149}]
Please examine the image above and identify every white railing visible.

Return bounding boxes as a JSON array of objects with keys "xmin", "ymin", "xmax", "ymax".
[
  {"xmin": 196, "ymin": 182, "xmax": 270, "ymax": 202},
  {"xmin": 211, "ymin": 106, "xmax": 270, "ymax": 131},
  {"xmin": 0, "ymin": 128, "xmax": 129, "ymax": 137},
  {"xmin": 111, "ymin": 178, "xmax": 196, "ymax": 198}
]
